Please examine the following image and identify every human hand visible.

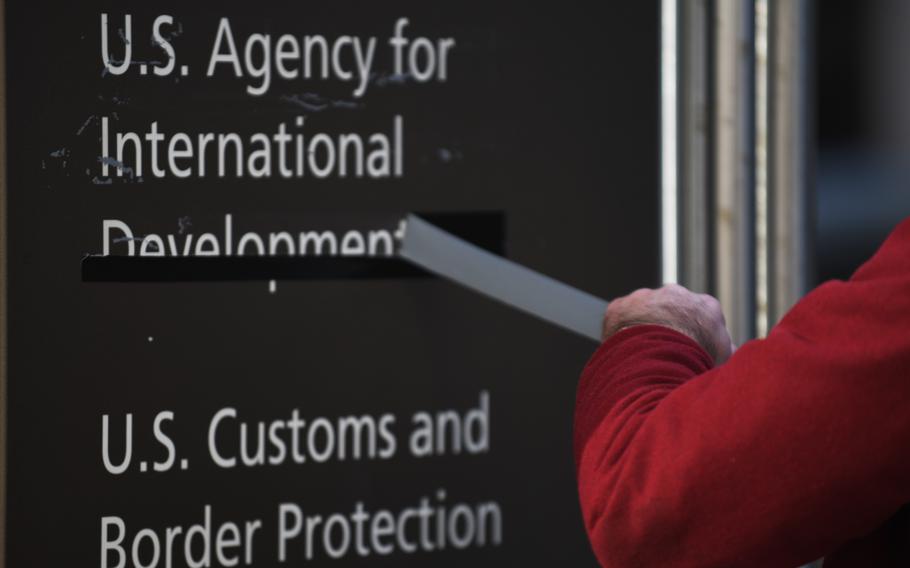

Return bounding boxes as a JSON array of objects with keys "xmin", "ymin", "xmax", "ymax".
[{"xmin": 602, "ymin": 284, "xmax": 734, "ymax": 365}]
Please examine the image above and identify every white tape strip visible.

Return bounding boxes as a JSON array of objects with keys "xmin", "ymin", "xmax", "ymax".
[{"xmin": 399, "ymin": 215, "xmax": 607, "ymax": 342}]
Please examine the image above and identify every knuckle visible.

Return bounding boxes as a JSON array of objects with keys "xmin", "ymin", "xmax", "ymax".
[{"xmin": 700, "ymin": 293, "xmax": 722, "ymax": 309}]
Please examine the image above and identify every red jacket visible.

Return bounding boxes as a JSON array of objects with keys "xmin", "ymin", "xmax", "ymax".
[{"xmin": 574, "ymin": 217, "xmax": 910, "ymax": 567}]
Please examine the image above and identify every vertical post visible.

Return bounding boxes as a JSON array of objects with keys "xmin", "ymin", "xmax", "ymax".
[
  {"xmin": 714, "ymin": 0, "xmax": 756, "ymax": 346},
  {"xmin": 661, "ymin": 0, "xmax": 680, "ymax": 285},
  {"xmin": 755, "ymin": 0, "xmax": 770, "ymax": 337},
  {"xmin": 768, "ymin": 0, "xmax": 812, "ymax": 326},
  {"xmin": 678, "ymin": 0, "xmax": 712, "ymax": 294}
]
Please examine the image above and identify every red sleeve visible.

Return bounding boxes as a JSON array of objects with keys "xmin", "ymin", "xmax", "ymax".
[{"xmin": 574, "ymin": 217, "xmax": 910, "ymax": 568}]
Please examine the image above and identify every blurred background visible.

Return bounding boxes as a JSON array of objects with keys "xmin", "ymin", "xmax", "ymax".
[{"xmin": 816, "ymin": 0, "xmax": 910, "ymax": 281}]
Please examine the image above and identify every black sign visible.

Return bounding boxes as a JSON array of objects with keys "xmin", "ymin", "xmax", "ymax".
[{"xmin": 5, "ymin": 2, "xmax": 659, "ymax": 566}]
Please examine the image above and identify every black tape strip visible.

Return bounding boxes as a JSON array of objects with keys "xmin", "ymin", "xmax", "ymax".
[{"xmin": 81, "ymin": 211, "xmax": 504, "ymax": 282}]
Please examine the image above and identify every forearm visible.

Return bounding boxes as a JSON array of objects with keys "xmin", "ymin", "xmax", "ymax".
[{"xmin": 576, "ymin": 276, "xmax": 910, "ymax": 567}]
